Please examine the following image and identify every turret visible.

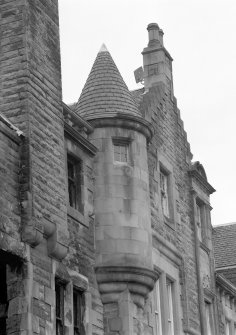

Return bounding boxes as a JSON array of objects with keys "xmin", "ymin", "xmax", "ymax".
[
  {"xmin": 142, "ymin": 23, "xmax": 174, "ymax": 96},
  {"xmin": 76, "ymin": 45, "xmax": 157, "ymax": 333}
]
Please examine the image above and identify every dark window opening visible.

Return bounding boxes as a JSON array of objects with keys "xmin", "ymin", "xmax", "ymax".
[
  {"xmin": 160, "ymin": 169, "xmax": 170, "ymax": 218},
  {"xmin": 0, "ymin": 264, "xmax": 7, "ymax": 335},
  {"xmin": 73, "ymin": 289, "xmax": 85, "ymax": 335},
  {"xmin": 67, "ymin": 155, "xmax": 83, "ymax": 212},
  {"xmin": 56, "ymin": 280, "xmax": 65, "ymax": 335}
]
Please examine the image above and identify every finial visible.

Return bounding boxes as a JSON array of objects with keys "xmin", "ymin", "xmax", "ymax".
[{"xmin": 99, "ymin": 43, "xmax": 108, "ymax": 53}]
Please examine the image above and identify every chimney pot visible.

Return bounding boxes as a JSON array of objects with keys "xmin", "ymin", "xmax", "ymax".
[{"xmin": 147, "ymin": 23, "xmax": 162, "ymax": 47}]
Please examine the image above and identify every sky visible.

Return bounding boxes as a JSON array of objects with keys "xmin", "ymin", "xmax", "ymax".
[{"xmin": 58, "ymin": 0, "xmax": 236, "ymax": 226}]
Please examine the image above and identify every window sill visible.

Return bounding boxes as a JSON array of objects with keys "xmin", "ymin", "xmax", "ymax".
[{"xmin": 67, "ymin": 206, "xmax": 88, "ymax": 227}]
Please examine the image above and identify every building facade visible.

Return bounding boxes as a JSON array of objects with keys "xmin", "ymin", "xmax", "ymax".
[{"xmin": 0, "ymin": 1, "xmax": 235, "ymax": 335}]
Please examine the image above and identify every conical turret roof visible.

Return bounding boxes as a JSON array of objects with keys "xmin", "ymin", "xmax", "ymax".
[{"xmin": 75, "ymin": 45, "xmax": 141, "ymax": 120}]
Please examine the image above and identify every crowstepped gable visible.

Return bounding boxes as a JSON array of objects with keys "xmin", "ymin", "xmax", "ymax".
[{"xmin": 0, "ymin": 1, "xmax": 235, "ymax": 334}]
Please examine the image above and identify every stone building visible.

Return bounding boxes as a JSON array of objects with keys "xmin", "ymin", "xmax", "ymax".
[
  {"xmin": 0, "ymin": 1, "xmax": 234, "ymax": 334},
  {"xmin": 213, "ymin": 223, "xmax": 236, "ymax": 335}
]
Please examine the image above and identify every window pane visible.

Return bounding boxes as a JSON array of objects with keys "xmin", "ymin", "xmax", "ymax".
[
  {"xmin": 67, "ymin": 155, "xmax": 82, "ymax": 211},
  {"xmin": 68, "ymin": 161, "xmax": 75, "ymax": 179},
  {"xmin": 166, "ymin": 281, "xmax": 174, "ymax": 335},
  {"xmin": 114, "ymin": 152, "xmax": 120, "ymax": 161},
  {"xmin": 73, "ymin": 289, "xmax": 85, "ymax": 335},
  {"xmin": 56, "ymin": 281, "xmax": 65, "ymax": 335},
  {"xmin": 205, "ymin": 302, "xmax": 213, "ymax": 335},
  {"xmin": 160, "ymin": 171, "xmax": 169, "ymax": 218},
  {"xmin": 225, "ymin": 319, "xmax": 230, "ymax": 335},
  {"xmin": 114, "ymin": 145, "xmax": 120, "ymax": 153},
  {"xmin": 113, "ymin": 144, "xmax": 128, "ymax": 163}
]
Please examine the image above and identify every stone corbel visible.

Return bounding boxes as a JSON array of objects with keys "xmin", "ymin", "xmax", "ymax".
[
  {"xmin": 47, "ymin": 232, "xmax": 68, "ymax": 261},
  {"xmin": 44, "ymin": 218, "xmax": 68, "ymax": 260},
  {"xmin": 21, "ymin": 191, "xmax": 44, "ymax": 247}
]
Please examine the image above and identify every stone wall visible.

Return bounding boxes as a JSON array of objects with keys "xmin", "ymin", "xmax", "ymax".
[
  {"xmin": 139, "ymin": 83, "xmax": 201, "ymax": 333},
  {"xmin": 0, "ymin": 0, "xmax": 68, "ymax": 254},
  {"xmin": 0, "ymin": 118, "xmax": 25, "ymax": 256}
]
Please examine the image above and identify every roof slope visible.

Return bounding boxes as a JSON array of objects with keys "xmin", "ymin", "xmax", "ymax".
[
  {"xmin": 213, "ymin": 223, "xmax": 236, "ymax": 268},
  {"xmin": 130, "ymin": 87, "xmax": 145, "ymax": 107},
  {"xmin": 75, "ymin": 45, "xmax": 141, "ymax": 120}
]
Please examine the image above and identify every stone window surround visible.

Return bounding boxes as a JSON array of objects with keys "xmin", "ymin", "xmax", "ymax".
[
  {"xmin": 217, "ymin": 284, "xmax": 236, "ymax": 335},
  {"xmin": 112, "ymin": 136, "xmax": 132, "ymax": 166},
  {"xmin": 153, "ymin": 247, "xmax": 182, "ymax": 335},
  {"xmin": 194, "ymin": 195, "xmax": 211, "ymax": 250},
  {"xmin": 67, "ymin": 154, "xmax": 83, "ymax": 213},
  {"xmin": 158, "ymin": 154, "xmax": 177, "ymax": 229},
  {"xmin": 66, "ymin": 145, "xmax": 88, "ymax": 227},
  {"xmin": 160, "ymin": 168, "xmax": 171, "ymax": 219},
  {"xmin": 204, "ymin": 288, "xmax": 217, "ymax": 335},
  {"xmin": 54, "ymin": 266, "xmax": 89, "ymax": 335}
]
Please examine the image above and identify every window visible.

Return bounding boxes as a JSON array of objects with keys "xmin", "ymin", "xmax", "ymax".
[
  {"xmin": 205, "ymin": 301, "xmax": 213, "ymax": 335},
  {"xmin": 160, "ymin": 170, "xmax": 170, "ymax": 218},
  {"xmin": 196, "ymin": 203, "xmax": 203, "ymax": 242},
  {"xmin": 195, "ymin": 199, "xmax": 207, "ymax": 243},
  {"xmin": 154, "ymin": 280, "xmax": 162, "ymax": 335},
  {"xmin": 166, "ymin": 281, "xmax": 174, "ymax": 335},
  {"xmin": 56, "ymin": 281, "xmax": 65, "ymax": 335},
  {"xmin": 225, "ymin": 319, "xmax": 231, "ymax": 335},
  {"xmin": 234, "ymin": 323, "xmax": 236, "ymax": 335},
  {"xmin": 0, "ymin": 264, "xmax": 7, "ymax": 335},
  {"xmin": 67, "ymin": 155, "xmax": 82, "ymax": 212},
  {"xmin": 154, "ymin": 273, "xmax": 179, "ymax": 335},
  {"xmin": 73, "ymin": 289, "xmax": 85, "ymax": 335},
  {"xmin": 113, "ymin": 143, "xmax": 128, "ymax": 163}
]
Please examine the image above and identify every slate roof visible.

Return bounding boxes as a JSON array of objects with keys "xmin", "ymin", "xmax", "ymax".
[
  {"xmin": 75, "ymin": 44, "xmax": 141, "ymax": 120},
  {"xmin": 213, "ymin": 223, "xmax": 236, "ymax": 268},
  {"xmin": 130, "ymin": 87, "xmax": 145, "ymax": 107}
]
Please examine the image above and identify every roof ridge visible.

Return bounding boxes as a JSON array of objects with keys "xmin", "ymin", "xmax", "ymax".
[{"xmin": 213, "ymin": 222, "xmax": 236, "ymax": 228}]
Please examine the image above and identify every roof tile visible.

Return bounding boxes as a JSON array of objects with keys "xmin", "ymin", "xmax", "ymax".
[
  {"xmin": 213, "ymin": 223, "xmax": 236, "ymax": 268},
  {"xmin": 75, "ymin": 47, "xmax": 141, "ymax": 120}
]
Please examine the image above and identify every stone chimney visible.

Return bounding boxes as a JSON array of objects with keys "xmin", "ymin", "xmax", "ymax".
[
  {"xmin": 142, "ymin": 23, "xmax": 174, "ymax": 95},
  {"xmin": 0, "ymin": 0, "xmax": 68, "ymax": 259}
]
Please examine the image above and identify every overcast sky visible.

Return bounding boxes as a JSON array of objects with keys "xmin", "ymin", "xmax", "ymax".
[{"xmin": 58, "ymin": 0, "xmax": 236, "ymax": 226}]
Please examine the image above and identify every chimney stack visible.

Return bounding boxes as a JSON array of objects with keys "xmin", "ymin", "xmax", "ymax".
[
  {"xmin": 0, "ymin": 0, "xmax": 68, "ymax": 259},
  {"xmin": 142, "ymin": 23, "xmax": 173, "ymax": 94}
]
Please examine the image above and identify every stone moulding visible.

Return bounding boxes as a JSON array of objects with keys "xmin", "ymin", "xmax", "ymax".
[
  {"xmin": 188, "ymin": 169, "xmax": 216, "ymax": 195},
  {"xmin": 89, "ymin": 114, "xmax": 155, "ymax": 142},
  {"xmin": 21, "ymin": 190, "xmax": 68, "ymax": 260},
  {"xmin": 64, "ymin": 123, "xmax": 97, "ymax": 157},
  {"xmin": 216, "ymin": 272, "xmax": 236, "ymax": 297},
  {"xmin": 95, "ymin": 266, "xmax": 158, "ymax": 307},
  {"xmin": 152, "ymin": 229, "xmax": 182, "ymax": 266}
]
